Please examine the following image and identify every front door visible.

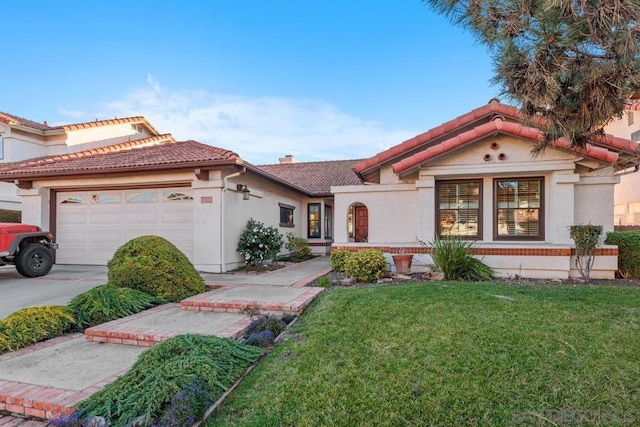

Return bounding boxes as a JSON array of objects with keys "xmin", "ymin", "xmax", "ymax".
[{"xmin": 354, "ymin": 205, "xmax": 368, "ymax": 242}]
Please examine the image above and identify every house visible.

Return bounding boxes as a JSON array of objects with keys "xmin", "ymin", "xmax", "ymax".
[
  {"xmin": 0, "ymin": 112, "xmax": 163, "ymax": 210},
  {"xmin": 603, "ymin": 97, "xmax": 640, "ymax": 227},
  {"xmin": 0, "ymin": 99, "xmax": 638, "ymax": 278},
  {"xmin": 332, "ymin": 100, "xmax": 640, "ymax": 279},
  {"xmin": 0, "ymin": 124, "xmax": 359, "ymax": 270}
]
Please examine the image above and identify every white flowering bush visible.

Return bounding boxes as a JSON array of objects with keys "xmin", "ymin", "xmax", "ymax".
[{"xmin": 237, "ymin": 218, "xmax": 283, "ymax": 266}]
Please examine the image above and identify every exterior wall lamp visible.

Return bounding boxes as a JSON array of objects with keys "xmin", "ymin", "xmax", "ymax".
[{"xmin": 236, "ymin": 184, "xmax": 251, "ymax": 200}]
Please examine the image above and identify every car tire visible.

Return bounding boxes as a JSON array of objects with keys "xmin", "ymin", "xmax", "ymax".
[{"xmin": 15, "ymin": 244, "xmax": 54, "ymax": 278}]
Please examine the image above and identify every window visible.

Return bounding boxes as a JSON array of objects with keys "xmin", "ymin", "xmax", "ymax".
[
  {"xmin": 495, "ymin": 178, "xmax": 544, "ymax": 240},
  {"xmin": 279, "ymin": 203, "xmax": 295, "ymax": 227},
  {"xmin": 0, "ymin": 136, "xmax": 4, "ymax": 160},
  {"xmin": 60, "ymin": 195, "xmax": 86, "ymax": 204},
  {"xmin": 127, "ymin": 192, "xmax": 157, "ymax": 203},
  {"xmin": 164, "ymin": 191, "xmax": 193, "ymax": 201},
  {"xmin": 324, "ymin": 205, "xmax": 333, "ymax": 239},
  {"xmin": 436, "ymin": 180, "xmax": 482, "ymax": 238},
  {"xmin": 91, "ymin": 194, "xmax": 119, "ymax": 204},
  {"xmin": 308, "ymin": 203, "xmax": 321, "ymax": 238},
  {"xmin": 632, "ymin": 129, "xmax": 640, "ymax": 142}
]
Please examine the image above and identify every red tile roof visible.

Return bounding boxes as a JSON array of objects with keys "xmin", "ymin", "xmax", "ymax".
[
  {"xmin": 0, "ymin": 112, "xmax": 52, "ymax": 131},
  {"xmin": 391, "ymin": 119, "xmax": 620, "ymax": 175},
  {"xmin": 0, "ymin": 138, "xmax": 240, "ymax": 179},
  {"xmin": 256, "ymin": 159, "xmax": 364, "ymax": 196},
  {"xmin": 0, "ymin": 111, "xmax": 160, "ymax": 135},
  {"xmin": 354, "ymin": 100, "xmax": 521, "ymax": 175}
]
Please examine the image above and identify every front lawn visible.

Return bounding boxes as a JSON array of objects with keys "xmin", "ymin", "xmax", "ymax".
[{"xmin": 207, "ymin": 282, "xmax": 640, "ymax": 426}]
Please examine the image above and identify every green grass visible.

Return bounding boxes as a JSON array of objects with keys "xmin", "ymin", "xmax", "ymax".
[{"xmin": 206, "ymin": 282, "xmax": 640, "ymax": 426}]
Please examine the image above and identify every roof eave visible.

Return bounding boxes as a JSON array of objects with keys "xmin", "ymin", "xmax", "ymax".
[{"xmin": 0, "ymin": 159, "xmax": 242, "ymax": 182}]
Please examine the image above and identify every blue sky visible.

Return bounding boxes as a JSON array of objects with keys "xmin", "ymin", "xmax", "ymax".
[{"xmin": 2, "ymin": 1, "xmax": 499, "ymax": 164}]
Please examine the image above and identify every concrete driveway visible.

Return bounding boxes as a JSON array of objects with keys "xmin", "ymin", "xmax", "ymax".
[{"xmin": 0, "ymin": 264, "xmax": 108, "ymax": 319}]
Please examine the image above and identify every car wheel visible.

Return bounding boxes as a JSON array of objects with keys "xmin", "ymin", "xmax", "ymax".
[{"xmin": 15, "ymin": 244, "xmax": 54, "ymax": 277}]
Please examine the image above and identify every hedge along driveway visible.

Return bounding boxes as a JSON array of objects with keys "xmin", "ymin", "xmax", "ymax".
[{"xmin": 207, "ymin": 282, "xmax": 640, "ymax": 426}]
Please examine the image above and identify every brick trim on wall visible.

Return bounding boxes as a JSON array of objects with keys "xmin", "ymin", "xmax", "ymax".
[{"xmin": 332, "ymin": 246, "xmax": 618, "ymax": 257}]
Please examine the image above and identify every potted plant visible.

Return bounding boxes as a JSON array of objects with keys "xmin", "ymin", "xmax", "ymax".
[{"xmin": 391, "ymin": 248, "xmax": 414, "ymax": 275}]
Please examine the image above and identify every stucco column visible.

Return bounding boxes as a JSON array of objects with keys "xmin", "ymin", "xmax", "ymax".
[
  {"xmin": 16, "ymin": 187, "xmax": 50, "ymax": 230},
  {"xmin": 574, "ymin": 170, "xmax": 619, "ymax": 234},
  {"xmin": 548, "ymin": 172, "xmax": 579, "ymax": 244},
  {"xmin": 191, "ymin": 174, "xmax": 224, "ymax": 272},
  {"xmin": 416, "ymin": 175, "xmax": 435, "ymax": 241}
]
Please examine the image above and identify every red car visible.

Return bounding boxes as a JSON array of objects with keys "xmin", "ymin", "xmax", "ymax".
[{"xmin": 0, "ymin": 223, "xmax": 58, "ymax": 277}]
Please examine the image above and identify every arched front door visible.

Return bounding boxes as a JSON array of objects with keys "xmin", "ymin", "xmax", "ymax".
[{"xmin": 348, "ymin": 203, "xmax": 369, "ymax": 242}]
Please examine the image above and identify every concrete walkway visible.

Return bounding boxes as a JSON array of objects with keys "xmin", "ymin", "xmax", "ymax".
[{"xmin": 0, "ymin": 257, "xmax": 330, "ymax": 424}]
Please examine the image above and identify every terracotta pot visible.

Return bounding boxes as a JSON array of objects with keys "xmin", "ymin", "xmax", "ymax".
[{"xmin": 392, "ymin": 254, "xmax": 413, "ymax": 275}]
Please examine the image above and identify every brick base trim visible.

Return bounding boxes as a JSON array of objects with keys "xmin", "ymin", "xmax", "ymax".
[{"xmin": 332, "ymin": 245, "xmax": 618, "ymax": 257}]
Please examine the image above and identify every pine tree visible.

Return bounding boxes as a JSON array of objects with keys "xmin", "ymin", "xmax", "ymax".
[{"xmin": 427, "ymin": 0, "xmax": 640, "ymax": 151}]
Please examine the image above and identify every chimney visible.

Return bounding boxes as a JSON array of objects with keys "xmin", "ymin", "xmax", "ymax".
[{"xmin": 279, "ymin": 154, "xmax": 296, "ymax": 164}]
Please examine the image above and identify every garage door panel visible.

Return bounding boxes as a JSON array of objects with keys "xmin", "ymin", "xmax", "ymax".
[
  {"xmin": 57, "ymin": 188, "xmax": 194, "ymax": 265},
  {"xmin": 89, "ymin": 211, "xmax": 123, "ymax": 225},
  {"xmin": 124, "ymin": 210, "xmax": 159, "ymax": 223},
  {"xmin": 58, "ymin": 212, "xmax": 88, "ymax": 225}
]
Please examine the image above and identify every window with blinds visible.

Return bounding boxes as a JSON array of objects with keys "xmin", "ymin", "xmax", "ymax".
[
  {"xmin": 495, "ymin": 178, "xmax": 544, "ymax": 240},
  {"xmin": 436, "ymin": 180, "xmax": 482, "ymax": 239}
]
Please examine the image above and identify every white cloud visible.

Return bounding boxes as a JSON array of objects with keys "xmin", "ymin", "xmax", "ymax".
[{"xmin": 93, "ymin": 77, "xmax": 417, "ymax": 164}]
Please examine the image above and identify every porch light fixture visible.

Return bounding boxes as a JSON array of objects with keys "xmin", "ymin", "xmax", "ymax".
[{"xmin": 236, "ymin": 184, "xmax": 251, "ymax": 200}]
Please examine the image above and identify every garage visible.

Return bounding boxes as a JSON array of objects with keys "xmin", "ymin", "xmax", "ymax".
[{"xmin": 55, "ymin": 188, "xmax": 194, "ymax": 265}]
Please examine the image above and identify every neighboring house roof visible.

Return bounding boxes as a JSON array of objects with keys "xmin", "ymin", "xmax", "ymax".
[
  {"xmin": 0, "ymin": 112, "xmax": 52, "ymax": 131},
  {"xmin": 0, "ymin": 138, "xmax": 240, "ymax": 179},
  {"xmin": 0, "ymin": 111, "xmax": 161, "ymax": 135},
  {"xmin": 257, "ymin": 159, "xmax": 364, "ymax": 196}
]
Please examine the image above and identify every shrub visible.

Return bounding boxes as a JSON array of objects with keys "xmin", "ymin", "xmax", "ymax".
[
  {"xmin": 569, "ymin": 224, "xmax": 603, "ymax": 281},
  {"xmin": 427, "ymin": 235, "xmax": 493, "ymax": 281},
  {"xmin": 343, "ymin": 249, "xmax": 387, "ymax": 283},
  {"xmin": 316, "ymin": 276, "xmax": 332, "ymax": 288},
  {"xmin": 285, "ymin": 232, "xmax": 312, "ymax": 261},
  {"xmin": 237, "ymin": 218, "xmax": 283, "ymax": 266},
  {"xmin": 246, "ymin": 315, "xmax": 286, "ymax": 336},
  {"xmin": 0, "ymin": 209, "xmax": 21, "ymax": 223},
  {"xmin": 154, "ymin": 379, "xmax": 213, "ymax": 427},
  {"xmin": 245, "ymin": 330, "xmax": 275, "ymax": 347},
  {"xmin": 0, "ymin": 306, "xmax": 75, "ymax": 353},
  {"xmin": 605, "ymin": 231, "xmax": 640, "ymax": 278},
  {"xmin": 330, "ymin": 249, "xmax": 352, "ymax": 272},
  {"xmin": 107, "ymin": 235, "xmax": 205, "ymax": 302},
  {"xmin": 69, "ymin": 285, "xmax": 161, "ymax": 328},
  {"xmin": 78, "ymin": 335, "xmax": 262, "ymax": 426}
]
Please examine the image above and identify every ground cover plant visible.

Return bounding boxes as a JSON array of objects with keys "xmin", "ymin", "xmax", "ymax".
[
  {"xmin": 207, "ymin": 282, "xmax": 640, "ymax": 426},
  {"xmin": 69, "ymin": 284, "xmax": 161, "ymax": 328},
  {"xmin": 72, "ymin": 335, "xmax": 262, "ymax": 427},
  {"xmin": 0, "ymin": 306, "xmax": 75, "ymax": 354}
]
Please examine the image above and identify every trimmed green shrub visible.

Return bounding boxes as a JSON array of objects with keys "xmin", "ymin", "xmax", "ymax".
[
  {"xmin": 569, "ymin": 224, "xmax": 602, "ymax": 281},
  {"xmin": 343, "ymin": 249, "xmax": 388, "ymax": 283},
  {"xmin": 237, "ymin": 218, "xmax": 283, "ymax": 266},
  {"xmin": 77, "ymin": 335, "xmax": 262, "ymax": 427},
  {"xmin": 285, "ymin": 232, "xmax": 312, "ymax": 261},
  {"xmin": 427, "ymin": 235, "xmax": 493, "ymax": 281},
  {"xmin": 107, "ymin": 235, "xmax": 206, "ymax": 302},
  {"xmin": 330, "ymin": 249, "xmax": 351, "ymax": 272},
  {"xmin": 0, "ymin": 209, "xmax": 21, "ymax": 223},
  {"xmin": 0, "ymin": 306, "xmax": 75, "ymax": 353},
  {"xmin": 605, "ymin": 231, "xmax": 640, "ymax": 278},
  {"xmin": 69, "ymin": 284, "xmax": 161, "ymax": 328}
]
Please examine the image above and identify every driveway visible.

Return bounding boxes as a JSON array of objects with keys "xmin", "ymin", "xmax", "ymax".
[{"xmin": 0, "ymin": 264, "xmax": 108, "ymax": 319}]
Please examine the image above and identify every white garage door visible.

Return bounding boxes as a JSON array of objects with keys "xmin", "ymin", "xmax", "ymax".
[{"xmin": 56, "ymin": 188, "xmax": 194, "ymax": 265}]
